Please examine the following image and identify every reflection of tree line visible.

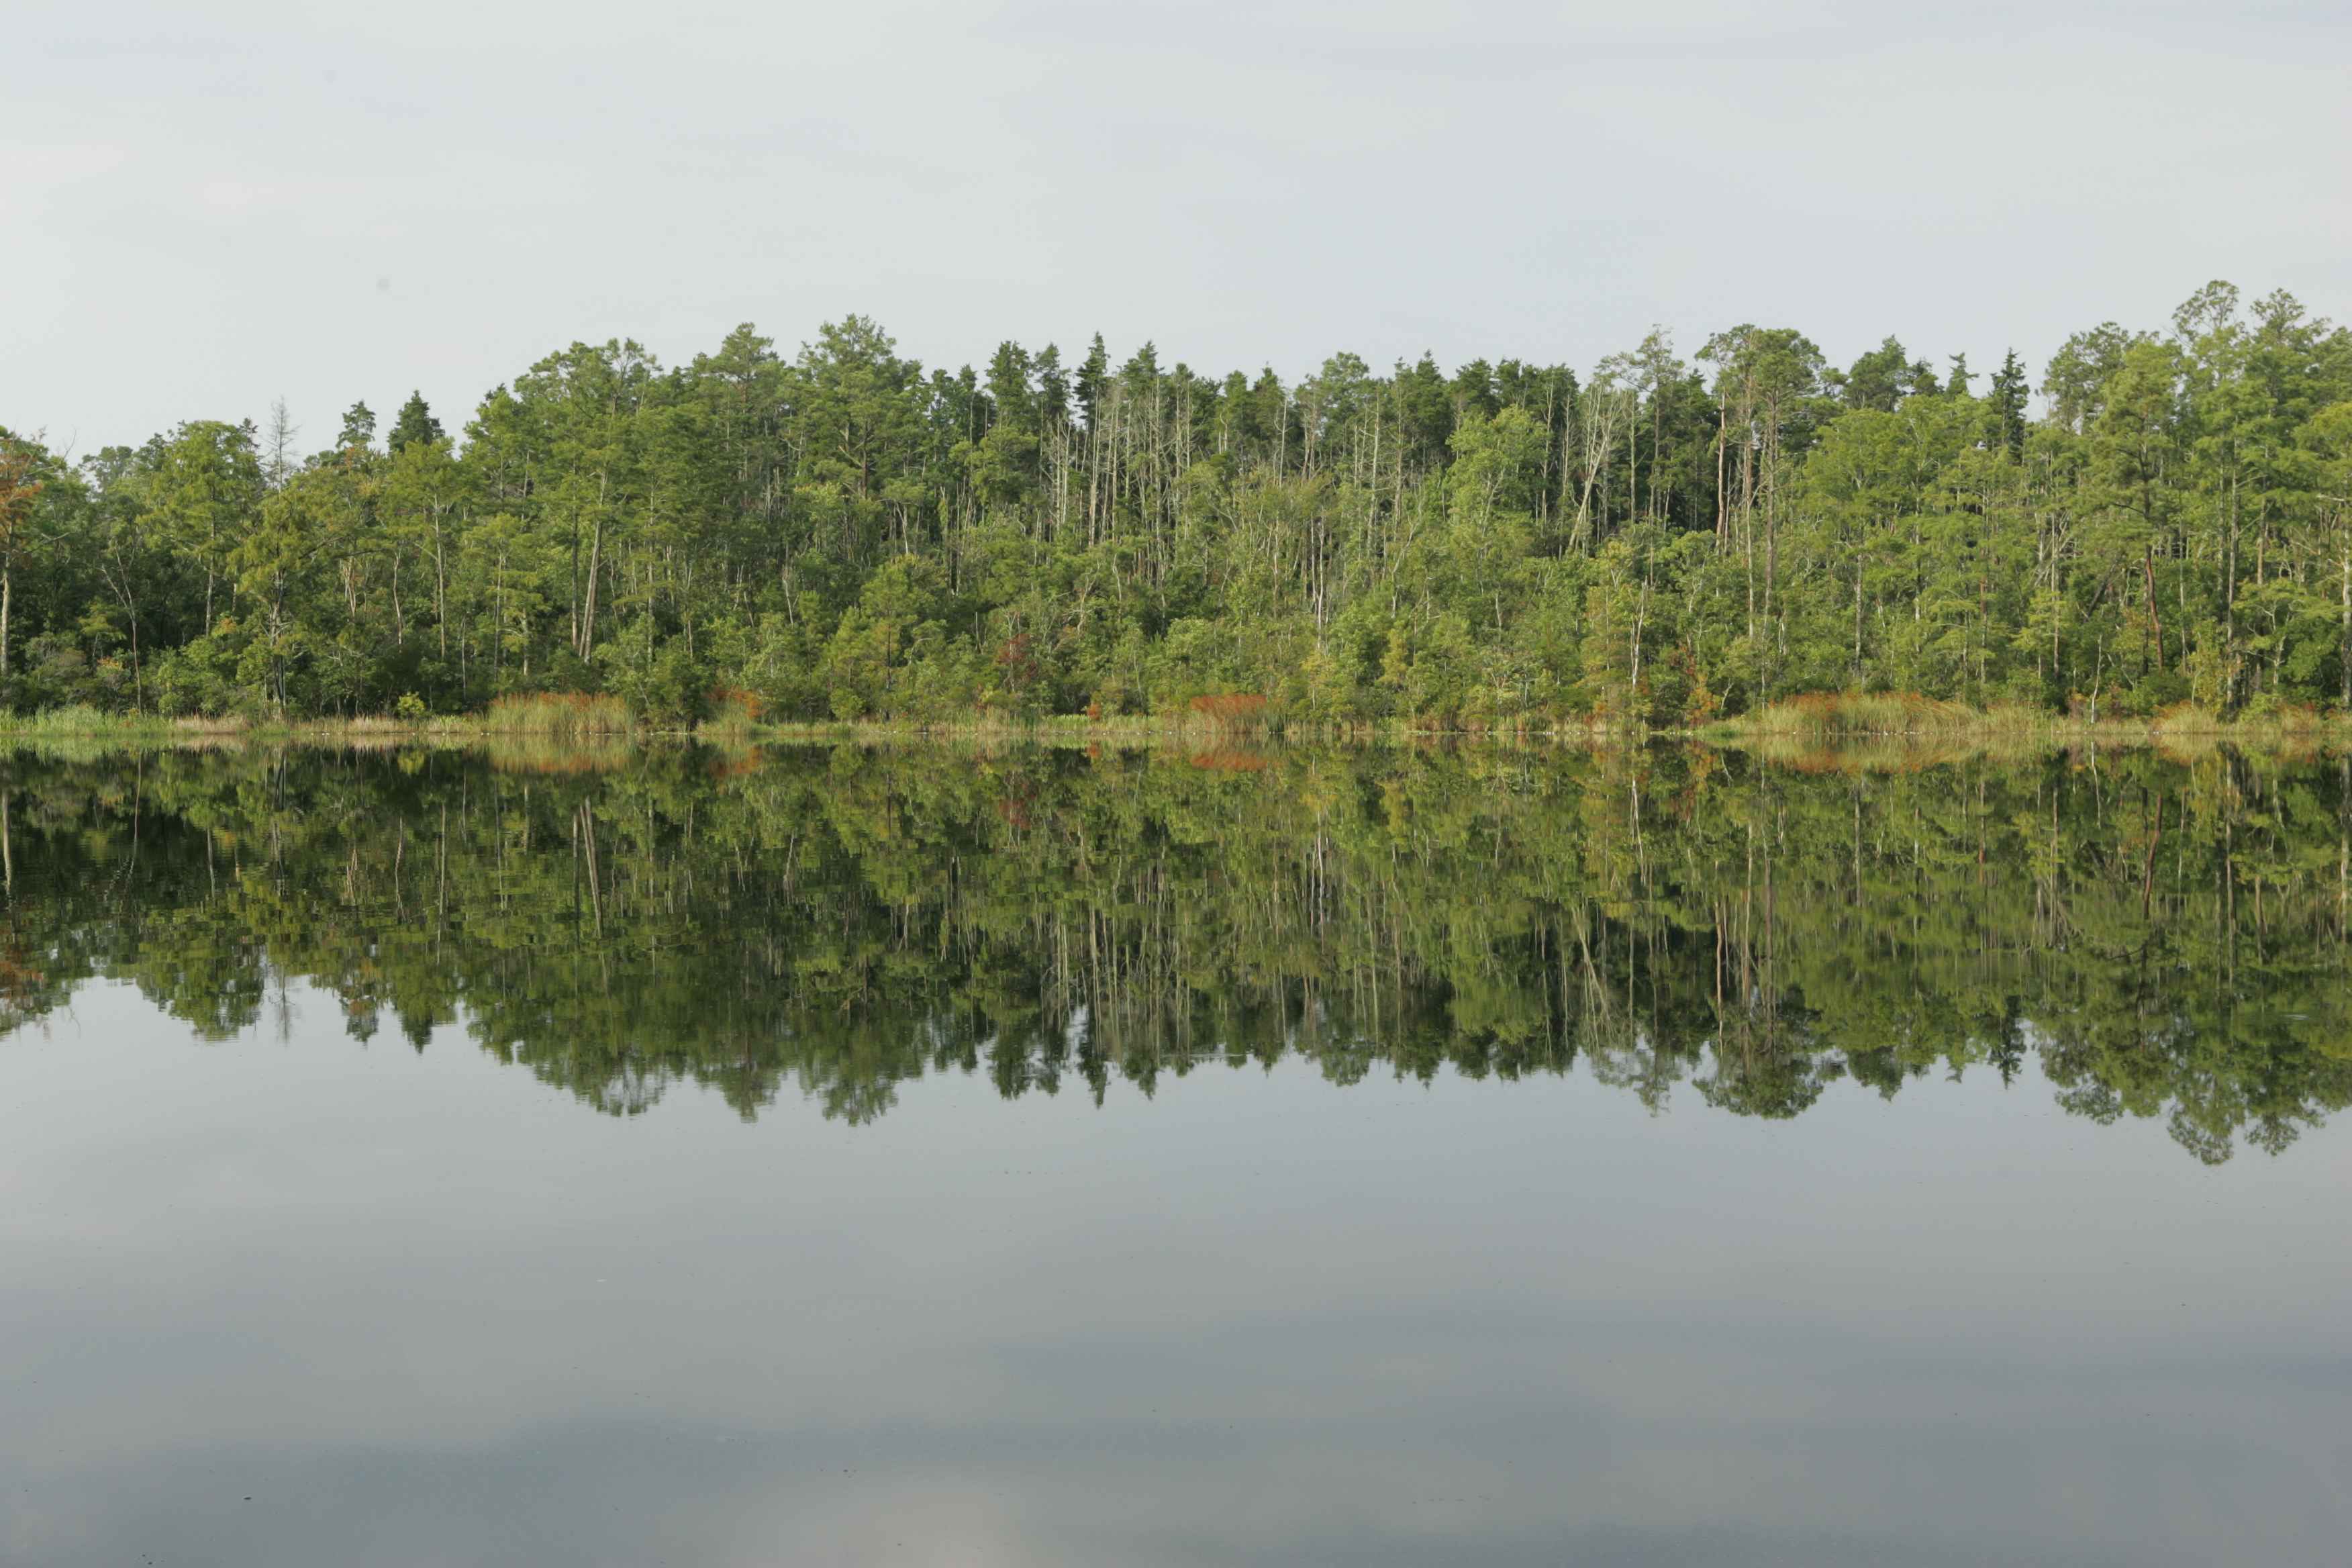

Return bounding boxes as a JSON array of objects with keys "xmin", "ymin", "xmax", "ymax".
[{"xmin": 4, "ymin": 744, "xmax": 2350, "ymax": 1162}]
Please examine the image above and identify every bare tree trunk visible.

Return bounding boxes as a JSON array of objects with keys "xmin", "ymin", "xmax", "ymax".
[
  {"xmin": 1714, "ymin": 401, "xmax": 1729, "ymax": 548},
  {"xmin": 579, "ymin": 520, "xmax": 604, "ymax": 660},
  {"xmin": 1853, "ymin": 567, "xmax": 1864, "ymax": 684}
]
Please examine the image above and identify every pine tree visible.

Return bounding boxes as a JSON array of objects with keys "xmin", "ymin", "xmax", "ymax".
[
  {"xmin": 338, "ymin": 401, "xmax": 378, "ymax": 451},
  {"xmin": 1990, "ymin": 350, "xmax": 2030, "ymax": 457},
  {"xmin": 1075, "ymin": 334, "xmax": 1110, "ymax": 432},
  {"xmin": 388, "ymin": 391, "xmax": 444, "ymax": 454},
  {"xmin": 1840, "ymin": 337, "xmax": 1918, "ymax": 412}
]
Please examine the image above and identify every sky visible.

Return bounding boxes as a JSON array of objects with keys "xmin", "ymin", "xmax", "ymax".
[{"xmin": 6, "ymin": 0, "xmax": 2348, "ymax": 456}]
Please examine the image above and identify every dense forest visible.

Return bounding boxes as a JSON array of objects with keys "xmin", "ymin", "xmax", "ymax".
[
  {"xmin": 4, "ymin": 281, "xmax": 2351, "ymax": 726},
  {"xmin": 4, "ymin": 743, "xmax": 2347, "ymax": 1163}
]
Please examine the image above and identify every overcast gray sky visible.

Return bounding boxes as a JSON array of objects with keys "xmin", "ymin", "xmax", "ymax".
[{"xmin": 7, "ymin": 0, "xmax": 2347, "ymax": 454}]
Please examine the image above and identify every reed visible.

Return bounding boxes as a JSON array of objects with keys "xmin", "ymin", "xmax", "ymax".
[
  {"xmin": 1705, "ymin": 690, "xmax": 2352, "ymax": 761},
  {"xmin": 479, "ymin": 693, "xmax": 635, "ymax": 738},
  {"xmin": 1185, "ymin": 692, "xmax": 1270, "ymax": 727},
  {"xmin": 695, "ymin": 687, "xmax": 767, "ymax": 740},
  {"xmin": 1730, "ymin": 691, "xmax": 1993, "ymax": 740}
]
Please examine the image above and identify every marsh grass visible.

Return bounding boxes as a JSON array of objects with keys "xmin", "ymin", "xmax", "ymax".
[
  {"xmin": 1706, "ymin": 691, "xmax": 2352, "ymax": 751},
  {"xmin": 480, "ymin": 693, "xmax": 635, "ymax": 738}
]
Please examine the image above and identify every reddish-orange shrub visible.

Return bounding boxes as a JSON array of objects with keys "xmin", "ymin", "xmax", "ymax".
[{"xmin": 1186, "ymin": 693, "xmax": 1269, "ymax": 726}]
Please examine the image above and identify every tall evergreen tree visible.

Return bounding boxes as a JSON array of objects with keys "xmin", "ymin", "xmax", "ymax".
[
  {"xmin": 337, "ymin": 401, "xmax": 378, "ymax": 451},
  {"xmin": 1989, "ymin": 350, "xmax": 2030, "ymax": 456},
  {"xmin": 387, "ymin": 391, "xmax": 444, "ymax": 454}
]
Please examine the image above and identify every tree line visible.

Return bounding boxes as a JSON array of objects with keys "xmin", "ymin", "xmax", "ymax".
[
  {"xmin": 4, "ymin": 281, "xmax": 2351, "ymax": 725},
  {"xmin": 5, "ymin": 742, "xmax": 2346, "ymax": 1162}
]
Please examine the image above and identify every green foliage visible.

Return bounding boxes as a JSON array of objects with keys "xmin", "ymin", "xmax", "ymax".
[
  {"xmin": 593, "ymin": 612, "xmax": 705, "ymax": 725},
  {"xmin": 6, "ymin": 283, "xmax": 2352, "ymax": 726},
  {"xmin": 387, "ymin": 391, "xmax": 444, "ymax": 454}
]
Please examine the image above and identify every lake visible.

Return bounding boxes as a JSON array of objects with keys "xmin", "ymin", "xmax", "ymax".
[{"xmin": 3, "ymin": 740, "xmax": 2349, "ymax": 1566}]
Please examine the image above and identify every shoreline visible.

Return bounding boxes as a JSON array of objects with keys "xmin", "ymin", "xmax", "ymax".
[{"xmin": 4, "ymin": 700, "xmax": 2350, "ymax": 759}]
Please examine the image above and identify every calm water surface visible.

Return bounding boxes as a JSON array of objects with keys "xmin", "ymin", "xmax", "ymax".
[{"xmin": 3, "ymin": 742, "xmax": 2349, "ymax": 1566}]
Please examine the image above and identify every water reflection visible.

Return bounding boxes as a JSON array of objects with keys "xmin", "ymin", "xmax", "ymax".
[{"xmin": 5, "ymin": 741, "xmax": 2350, "ymax": 1162}]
